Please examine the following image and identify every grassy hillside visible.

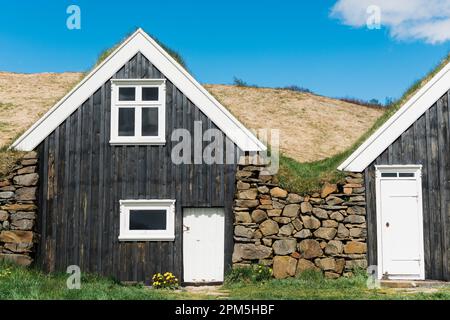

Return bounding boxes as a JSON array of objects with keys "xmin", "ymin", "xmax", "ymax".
[
  {"xmin": 205, "ymin": 84, "xmax": 383, "ymax": 163},
  {"xmin": 0, "ymin": 72, "xmax": 385, "ymax": 192},
  {"xmin": 0, "ymin": 72, "xmax": 382, "ymax": 159}
]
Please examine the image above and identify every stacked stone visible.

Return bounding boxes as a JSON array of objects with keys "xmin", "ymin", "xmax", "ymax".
[
  {"xmin": 232, "ymin": 160, "xmax": 367, "ymax": 279},
  {"xmin": 0, "ymin": 151, "xmax": 38, "ymax": 266}
]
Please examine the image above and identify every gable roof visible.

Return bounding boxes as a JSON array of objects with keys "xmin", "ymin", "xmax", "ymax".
[
  {"xmin": 338, "ymin": 58, "xmax": 450, "ymax": 172},
  {"xmin": 11, "ymin": 28, "xmax": 266, "ymax": 152}
]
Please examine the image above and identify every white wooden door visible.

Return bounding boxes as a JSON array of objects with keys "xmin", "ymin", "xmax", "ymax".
[
  {"xmin": 183, "ymin": 208, "xmax": 225, "ymax": 283},
  {"xmin": 376, "ymin": 166, "xmax": 425, "ymax": 280}
]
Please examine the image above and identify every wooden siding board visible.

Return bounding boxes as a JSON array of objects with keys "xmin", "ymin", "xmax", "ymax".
[{"xmin": 437, "ymin": 94, "xmax": 450, "ymax": 280}]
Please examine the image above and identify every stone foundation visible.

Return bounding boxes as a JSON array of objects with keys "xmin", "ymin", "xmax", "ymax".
[
  {"xmin": 232, "ymin": 159, "xmax": 367, "ymax": 279},
  {"xmin": 0, "ymin": 151, "xmax": 39, "ymax": 266}
]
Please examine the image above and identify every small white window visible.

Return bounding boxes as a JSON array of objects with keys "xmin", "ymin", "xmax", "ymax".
[
  {"xmin": 110, "ymin": 79, "xmax": 166, "ymax": 145},
  {"xmin": 119, "ymin": 199, "xmax": 175, "ymax": 241}
]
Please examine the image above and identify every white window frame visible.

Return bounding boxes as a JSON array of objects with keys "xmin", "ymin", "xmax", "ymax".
[
  {"xmin": 119, "ymin": 199, "xmax": 175, "ymax": 241},
  {"xmin": 110, "ymin": 79, "xmax": 166, "ymax": 145}
]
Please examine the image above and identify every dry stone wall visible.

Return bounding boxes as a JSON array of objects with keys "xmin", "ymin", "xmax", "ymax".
[
  {"xmin": 0, "ymin": 151, "xmax": 38, "ymax": 266},
  {"xmin": 232, "ymin": 160, "xmax": 367, "ymax": 279}
]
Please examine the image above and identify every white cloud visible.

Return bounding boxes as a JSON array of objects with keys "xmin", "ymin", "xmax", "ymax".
[{"xmin": 331, "ymin": 0, "xmax": 450, "ymax": 44}]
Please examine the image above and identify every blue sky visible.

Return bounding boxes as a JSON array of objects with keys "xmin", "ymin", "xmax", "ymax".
[{"xmin": 1, "ymin": 0, "xmax": 450, "ymax": 102}]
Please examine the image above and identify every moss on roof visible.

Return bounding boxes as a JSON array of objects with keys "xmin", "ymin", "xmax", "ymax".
[{"xmin": 95, "ymin": 28, "xmax": 187, "ymax": 69}]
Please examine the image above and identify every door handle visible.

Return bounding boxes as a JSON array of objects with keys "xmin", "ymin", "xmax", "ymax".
[
  {"xmin": 183, "ymin": 225, "xmax": 190, "ymax": 232},
  {"xmin": 386, "ymin": 222, "xmax": 390, "ymax": 228}
]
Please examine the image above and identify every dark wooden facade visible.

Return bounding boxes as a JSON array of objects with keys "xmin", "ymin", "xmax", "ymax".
[
  {"xmin": 364, "ymin": 91, "xmax": 450, "ymax": 280},
  {"xmin": 35, "ymin": 52, "xmax": 240, "ymax": 283}
]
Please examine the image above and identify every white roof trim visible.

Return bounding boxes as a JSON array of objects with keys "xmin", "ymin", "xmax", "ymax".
[
  {"xmin": 11, "ymin": 28, "xmax": 266, "ymax": 152},
  {"xmin": 338, "ymin": 60, "xmax": 450, "ymax": 172}
]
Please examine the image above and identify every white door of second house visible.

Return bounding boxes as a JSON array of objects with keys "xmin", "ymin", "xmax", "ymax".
[
  {"xmin": 183, "ymin": 208, "xmax": 225, "ymax": 283},
  {"xmin": 376, "ymin": 165, "xmax": 425, "ymax": 280}
]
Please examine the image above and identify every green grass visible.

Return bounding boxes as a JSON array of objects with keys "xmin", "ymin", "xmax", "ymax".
[
  {"xmin": 277, "ymin": 52, "xmax": 450, "ymax": 194},
  {"xmin": 0, "ymin": 263, "xmax": 203, "ymax": 300},
  {"xmin": 1, "ymin": 263, "xmax": 449, "ymax": 300},
  {"xmin": 223, "ymin": 270, "xmax": 450, "ymax": 300}
]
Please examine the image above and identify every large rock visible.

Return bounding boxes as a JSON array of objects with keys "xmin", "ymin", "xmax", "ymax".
[
  {"xmin": 235, "ymin": 211, "xmax": 252, "ymax": 223},
  {"xmin": 0, "ymin": 210, "xmax": 8, "ymax": 222},
  {"xmin": 272, "ymin": 201, "xmax": 285, "ymax": 209},
  {"xmin": 278, "ymin": 224, "xmax": 294, "ymax": 237},
  {"xmin": 0, "ymin": 253, "xmax": 32, "ymax": 266},
  {"xmin": 301, "ymin": 215, "xmax": 320, "ymax": 229},
  {"xmin": 325, "ymin": 240, "xmax": 344, "ymax": 255},
  {"xmin": 10, "ymin": 212, "xmax": 36, "ymax": 220},
  {"xmin": 232, "ymin": 244, "xmax": 272, "ymax": 262},
  {"xmin": 287, "ymin": 193, "xmax": 303, "ymax": 204},
  {"xmin": 321, "ymin": 183, "xmax": 337, "ymax": 198},
  {"xmin": 347, "ymin": 206, "xmax": 366, "ymax": 216},
  {"xmin": 253, "ymin": 230, "xmax": 263, "ymax": 239},
  {"xmin": 298, "ymin": 239, "xmax": 323, "ymax": 259},
  {"xmin": 237, "ymin": 180, "xmax": 250, "ymax": 191},
  {"xmin": 13, "ymin": 173, "xmax": 38, "ymax": 187},
  {"xmin": 292, "ymin": 218, "xmax": 303, "ymax": 231},
  {"xmin": 270, "ymin": 187, "xmax": 288, "ymax": 198},
  {"xmin": 344, "ymin": 215, "xmax": 366, "ymax": 224},
  {"xmin": 17, "ymin": 166, "xmax": 37, "ymax": 175},
  {"xmin": 300, "ymin": 202, "xmax": 313, "ymax": 213},
  {"xmin": 0, "ymin": 230, "xmax": 34, "ymax": 243},
  {"xmin": 330, "ymin": 211, "xmax": 344, "ymax": 222},
  {"xmin": 0, "ymin": 204, "xmax": 37, "ymax": 211},
  {"xmin": 344, "ymin": 241, "xmax": 367, "ymax": 254},
  {"xmin": 273, "ymin": 256, "xmax": 297, "ymax": 279},
  {"xmin": 296, "ymin": 258, "xmax": 320, "ymax": 275},
  {"xmin": 294, "ymin": 229, "xmax": 312, "ymax": 239},
  {"xmin": 251, "ymin": 210, "xmax": 267, "ymax": 223},
  {"xmin": 21, "ymin": 159, "xmax": 37, "ymax": 166},
  {"xmin": 235, "ymin": 200, "xmax": 259, "ymax": 208},
  {"xmin": 313, "ymin": 227, "xmax": 337, "ymax": 240},
  {"xmin": 337, "ymin": 224, "xmax": 350, "ymax": 238},
  {"xmin": 282, "ymin": 204, "xmax": 300, "ymax": 217},
  {"xmin": 273, "ymin": 239, "xmax": 297, "ymax": 255},
  {"xmin": 273, "ymin": 217, "xmax": 291, "ymax": 224},
  {"xmin": 257, "ymin": 186, "xmax": 269, "ymax": 194},
  {"xmin": 23, "ymin": 151, "xmax": 38, "ymax": 159},
  {"xmin": 349, "ymin": 196, "xmax": 365, "ymax": 202},
  {"xmin": 234, "ymin": 225, "xmax": 254, "ymax": 238},
  {"xmin": 325, "ymin": 196, "xmax": 344, "ymax": 206},
  {"xmin": 4, "ymin": 242, "xmax": 33, "ymax": 253},
  {"xmin": 259, "ymin": 219, "xmax": 279, "ymax": 236},
  {"xmin": 312, "ymin": 208, "xmax": 328, "ymax": 220},
  {"xmin": 236, "ymin": 171, "xmax": 252, "ymax": 179},
  {"xmin": 322, "ymin": 220, "xmax": 338, "ymax": 228},
  {"xmin": 267, "ymin": 209, "xmax": 282, "ymax": 217},
  {"xmin": 335, "ymin": 258, "xmax": 346, "ymax": 274},
  {"xmin": 315, "ymin": 257, "xmax": 336, "ymax": 271},
  {"xmin": 346, "ymin": 177, "xmax": 363, "ymax": 184},
  {"xmin": 345, "ymin": 259, "xmax": 368, "ymax": 270},
  {"xmin": 11, "ymin": 219, "xmax": 34, "ymax": 231},
  {"xmin": 0, "ymin": 191, "xmax": 14, "ymax": 199},
  {"xmin": 349, "ymin": 228, "xmax": 366, "ymax": 238},
  {"xmin": 0, "ymin": 180, "xmax": 10, "ymax": 187},
  {"xmin": 15, "ymin": 187, "xmax": 37, "ymax": 201}
]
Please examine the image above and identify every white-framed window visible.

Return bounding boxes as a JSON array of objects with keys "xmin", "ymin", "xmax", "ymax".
[
  {"xmin": 110, "ymin": 79, "xmax": 166, "ymax": 145},
  {"xmin": 119, "ymin": 199, "xmax": 175, "ymax": 241}
]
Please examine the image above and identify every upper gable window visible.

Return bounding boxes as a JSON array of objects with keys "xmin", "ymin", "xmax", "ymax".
[{"xmin": 110, "ymin": 79, "xmax": 166, "ymax": 145}]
